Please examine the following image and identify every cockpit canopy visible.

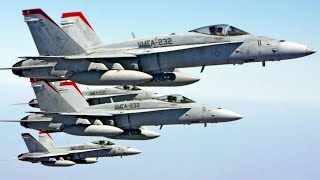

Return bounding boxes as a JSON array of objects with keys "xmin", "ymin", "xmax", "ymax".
[
  {"xmin": 92, "ymin": 140, "xmax": 115, "ymax": 146},
  {"xmin": 157, "ymin": 94, "xmax": 195, "ymax": 103},
  {"xmin": 189, "ymin": 24, "xmax": 248, "ymax": 36},
  {"xmin": 115, "ymin": 85, "xmax": 141, "ymax": 91}
]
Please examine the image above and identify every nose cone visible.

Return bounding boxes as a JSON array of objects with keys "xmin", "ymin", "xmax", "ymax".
[
  {"xmin": 306, "ymin": 47, "xmax": 316, "ymax": 55},
  {"xmin": 125, "ymin": 148, "xmax": 141, "ymax": 155},
  {"xmin": 278, "ymin": 41, "xmax": 316, "ymax": 59},
  {"xmin": 215, "ymin": 109, "xmax": 243, "ymax": 122}
]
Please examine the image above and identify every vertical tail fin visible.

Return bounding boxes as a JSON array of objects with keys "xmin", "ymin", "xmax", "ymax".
[
  {"xmin": 31, "ymin": 79, "xmax": 89, "ymax": 112},
  {"xmin": 21, "ymin": 133, "xmax": 48, "ymax": 153},
  {"xmin": 39, "ymin": 132, "xmax": 55, "ymax": 150},
  {"xmin": 31, "ymin": 79, "xmax": 76, "ymax": 112},
  {"xmin": 23, "ymin": 9, "xmax": 86, "ymax": 56},
  {"xmin": 61, "ymin": 12, "xmax": 103, "ymax": 49},
  {"xmin": 55, "ymin": 81, "xmax": 89, "ymax": 110}
]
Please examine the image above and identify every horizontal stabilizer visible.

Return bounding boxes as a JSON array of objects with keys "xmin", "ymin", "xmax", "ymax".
[
  {"xmin": 0, "ymin": 65, "xmax": 52, "ymax": 70},
  {"xmin": 0, "ymin": 119, "xmax": 52, "ymax": 123}
]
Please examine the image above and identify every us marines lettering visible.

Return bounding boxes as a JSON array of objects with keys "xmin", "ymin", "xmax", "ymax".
[
  {"xmin": 137, "ymin": 38, "xmax": 173, "ymax": 47},
  {"xmin": 115, "ymin": 103, "xmax": 140, "ymax": 110}
]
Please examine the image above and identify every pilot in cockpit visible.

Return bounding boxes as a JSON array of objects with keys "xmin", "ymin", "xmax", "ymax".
[
  {"xmin": 217, "ymin": 27, "xmax": 223, "ymax": 36},
  {"xmin": 172, "ymin": 96, "xmax": 177, "ymax": 103},
  {"xmin": 123, "ymin": 85, "xmax": 129, "ymax": 90},
  {"xmin": 209, "ymin": 26, "xmax": 216, "ymax": 35}
]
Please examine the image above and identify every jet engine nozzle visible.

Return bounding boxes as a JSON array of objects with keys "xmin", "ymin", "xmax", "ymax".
[{"xmin": 11, "ymin": 60, "xmax": 24, "ymax": 77}]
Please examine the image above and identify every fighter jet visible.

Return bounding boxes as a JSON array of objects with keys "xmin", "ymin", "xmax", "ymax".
[
  {"xmin": 11, "ymin": 79, "xmax": 242, "ymax": 140},
  {"xmin": 27, "ymin": 83, "xmax": 159, "ymax": 108},
  {"xmin": 18, "ymin": 132, "xmax": 141, "ymax": 167},
  {"xmin": 2, "ymin": 9, "xmax": 315, "ymax": 86}
]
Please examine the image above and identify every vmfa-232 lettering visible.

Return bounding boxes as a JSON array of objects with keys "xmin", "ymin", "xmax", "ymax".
[
  {"xmin": 137, "ymin": 38, "xmax": 173, "ymax": 47},
  {"xmin": 114, "ymin": 103, "xmax": 141, "ymax": 110}
]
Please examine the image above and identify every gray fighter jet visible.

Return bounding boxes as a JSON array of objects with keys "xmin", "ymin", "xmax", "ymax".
[
  {"xmin": 3, "ymin": 9, "xmax": 315, "ymax": 86},
  {"xmin": 14, "ymin": 79, "xmax": 242, "ymax": 140},
  {"xmin": 18, "ymin": 132, "xmax": 141, "ymax": 167},
  {"xmin": 27, "ymin": 83, "xmax": 159, "ymax": 108}
]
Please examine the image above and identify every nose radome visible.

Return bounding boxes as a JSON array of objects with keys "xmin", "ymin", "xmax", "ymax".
[
  {"xmin": 217, "ymin": 109, "xmax": 243, "ymax": 121},
  {"xmin": 279, "ymin": 41, "xmax": 315, "ymax": 58},
  {"xmin": 126, "ymin": 148, "xmax": 141, "ymax": 155},
  {"xmin": 306, "ymin": 47, "xmax": 316, "ymax": 55}
]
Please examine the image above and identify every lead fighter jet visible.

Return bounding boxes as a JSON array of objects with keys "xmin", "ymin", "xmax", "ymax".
[
  {"xmin": 2, "ymin": 9, "xmax": 315, "ymax": 86},
  {"xmin": 18, "ymin": 132, "xmax": 141, "ymax": 167}
]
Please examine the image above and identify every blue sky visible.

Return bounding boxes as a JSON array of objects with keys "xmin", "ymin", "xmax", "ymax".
[{"xmin": 0, "ymin": 1, "xmax": 319, "ymax": 179}]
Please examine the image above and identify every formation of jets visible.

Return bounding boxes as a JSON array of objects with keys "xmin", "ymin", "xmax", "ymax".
[{"xmin": 0, "ymin": 8, "xmax": 315, "ymax": 167}]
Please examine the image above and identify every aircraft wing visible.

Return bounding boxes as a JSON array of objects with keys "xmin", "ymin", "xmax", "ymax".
[
  {"xmin": 85, "ymin": 93, "xmax": 135, "ymax": 99},
  {"xmin": 85, "ymin": 93, "xmax": 138, "ymax": 103},
  {"xmin": 29, "ymin": 148, "xmax": 108, "ymax": 158},
  {"xmin": 21, "ymin": 53, "xmax": 137, "ymax": 61},
  {"xmin": 66, "ymin": 53, "xmax": 137, "ymax": 59},
  {"xmin": 66, "ymin": 148, "xmax": 110, "ymax": 154},
  {"xmin": 128, "ymin": 41, "xmax": 243, "ymax": 55},
  {"xmin": 28, "ymin": 152, "xmax": 70, "ymax": 158},
  {"xmin": 27, "ymin": 107, "xmax": 190, "ymax": 118},
  {"xmin": 97, "ymin": 107, "xmax": 191, "ymax": 115},
  {"xmin": 20, "ymin": 41, "xmax": 242, "ymax": 61},
  {"xmin": 26, "ymin": 111, "xmax": 113, "ymax": 117}
]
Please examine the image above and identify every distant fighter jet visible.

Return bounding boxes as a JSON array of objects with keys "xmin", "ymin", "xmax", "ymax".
[
  {"xmin": 1, "ymin": 9, "xmax": 315, "ymax": 86},
  {"xmin": 18, "ymin": 132, "xmax": 141, "ymax": 167},
  {"xmin": 8, "ymin": 79, "xmax": 242, "ymax": 140}
]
